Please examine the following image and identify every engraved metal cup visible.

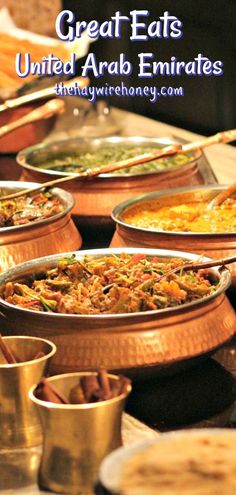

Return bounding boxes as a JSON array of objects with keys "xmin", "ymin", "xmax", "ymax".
[
  {"xmin": 0, "ymin": 336, "xmax": 56, "ymax": 449},
  {"xmin": 29, "ymin": 372, "xmax": 131, "ymax": 495}
]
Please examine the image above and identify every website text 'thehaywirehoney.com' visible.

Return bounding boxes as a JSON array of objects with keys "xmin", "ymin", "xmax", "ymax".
[{"xmin": 54, "ymin": 81, "xmax": 185, "ymax": 103}]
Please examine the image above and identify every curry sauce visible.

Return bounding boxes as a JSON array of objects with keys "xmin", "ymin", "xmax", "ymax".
[{"xmin": 122, "ymin": 198, "xmax": 236, "ymax": 233}]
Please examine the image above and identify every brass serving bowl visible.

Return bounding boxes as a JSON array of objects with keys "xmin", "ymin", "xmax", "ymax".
[
  {"xmin": 111, "ymin": 185, "xmax": 236, "ymax": 285},
  {"xmin": 0, "ymin": 248, "xmax": 235, "ymax": 376},
  {"xmin": 17, "ymin": 136, "xmax": 203, "ymax": 228},
  {"xmin": 0, "ymin": 181, "xmax": 82, "ymax": 272}
]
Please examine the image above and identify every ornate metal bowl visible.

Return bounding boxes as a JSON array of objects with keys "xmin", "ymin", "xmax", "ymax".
[
  {"xmin": 0, "ymin": 181, "xmax": 82, "ymax": 271},
  {"xmin": 0, "ymin": 248, "xmax": 234, "ymax": 376},
  {"xmin": 111, "ymin": 185, "xmax": 236, "ymax": 285}
]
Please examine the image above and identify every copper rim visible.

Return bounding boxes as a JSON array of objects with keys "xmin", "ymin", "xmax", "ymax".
[{"xmin": 0, "ymin": 247, "xmax": 231, "ymax": 320}]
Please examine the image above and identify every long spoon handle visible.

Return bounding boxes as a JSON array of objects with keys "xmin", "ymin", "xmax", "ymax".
[
  {"xmin": 207, "ymin": 181, "xmax": 236, "ymax": 210},
  {"xmin": 0, "ymin": 145, "xmax": 181, "ymax": 201},
  {"xmin": 0, "ymin": 173, "xmax": 80, "ymax": 201},
  {"xmin": 0, "ymin": 99, "xmax": 65, "ymax": 138},
  {"xmin": 182, "ymin": 129, "xmax": 236, "ymax": 153},
  {"xmin": 1, "ymin": 128, "xmax": 236, "ymax": 201},
  {"xmin": 0, "ymin": 76, "xmax": 89, "ymax": 113},
  {"xmin": 81, "ymin": 144, "xmax": 182, "ymax": 177},
  {"xmin": 158, "ymin": 255, "xmax": 236, "ymax": 281}
]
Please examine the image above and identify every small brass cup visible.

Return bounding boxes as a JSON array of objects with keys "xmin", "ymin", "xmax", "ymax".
[
  {"xmin": 29, "ymin": 372, "xmax": 131, "ymax": 495},
  {"xmin": 0, "ymin": 335, "xmax": 56, "ymax": 449}
]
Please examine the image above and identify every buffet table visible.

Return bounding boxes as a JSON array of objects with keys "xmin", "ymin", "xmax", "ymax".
[{"xmin": 0, "ymin": 102, "xmax": 235, "ymax": 494}]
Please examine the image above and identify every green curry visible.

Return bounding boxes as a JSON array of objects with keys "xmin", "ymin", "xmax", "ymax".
[{"xmin": 31, "ymin": 144, "xmax": 195, "ymax": 176}]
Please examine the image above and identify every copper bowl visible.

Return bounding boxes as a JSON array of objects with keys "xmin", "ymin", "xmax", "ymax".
[
  {"xmin": 0, "ymin": 181, "xmax": 82, "ymax": 271},
  {"xmin": 0, "ymin": 248, "xmax": 234, "ymax": 377},
  {"xmin": 111, "ymin": 185, "xmax": 236, "ymax": 285},
  {"xmin": 0, "ymin": 103, "xmax": 56, "ymax": 154},
  {"xmin": 17, "ymin": 136, "xmax": 203, "ymax": 228}
]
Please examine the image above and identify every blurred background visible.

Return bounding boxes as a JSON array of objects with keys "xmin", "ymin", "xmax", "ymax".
[{"xmin": 63, "ymin": 0, "xmax": 236, "ymax": 136}]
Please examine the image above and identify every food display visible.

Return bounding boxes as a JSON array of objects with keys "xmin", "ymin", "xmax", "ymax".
[
  {"xmin": 0, "ymin": 248, "xmax": 234, "ymax": 374},
  {"xmin": 121, "ymin": 198, "xmax": 236, "ymax": 233},
  {"xmin": 0, "ymin": 190, "xmax": 63, "ymax": 228},
  {"xmin": 0, "ymin": 182, "xmax": 82, "ymax": 272},
  {"xmin": 0, "ymin": 6, "xmax": 235, "ymax": 494},
  {"xmin": 111, "ymin": 186, "xmax": 236, "ymax": 285},
  {"xmin": 117, "ymin": 431, "xmax": 236, "ymax": 495},
  {"xmin": 17, "ymin": 137, "xmax": 203, "ymax": 226},
  {"xmin": 0, "ymin": 253, "xmax": 218, "ymax": 314},
  {"xmin": 34, "ymin": 143, "xmax": 195, "ymax": 176}
]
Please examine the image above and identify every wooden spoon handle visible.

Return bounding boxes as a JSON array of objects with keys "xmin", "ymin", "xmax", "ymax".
[
  {"xmin": 178, "ymin": 255, "xmax": 236, "ymax": 271},
  {"xmin": 0, "ymin": 173, "xmax": 80, "ymax": 201},
  {"xmin": 83, "ymin": 144, "xmax": 182, "ymax": 177},
  {"xmin": 207, "ymin": 182, "xmax": 236, "ymax": 210},
  {"xmin": 0, "ymin": 144, "xmax": 182, "ymax": 201},
  {"xmin": 1, "ymin": 128, "xmax": 236, "ymax": 202},
  {"xmin": 182, "ymin": 129, "xmax": 236, "ymax": 153},
  {"xmin": 159, "ymin": 255, "xmax": 236, "ymax": 281},
  {"xmin": 0, "ymin": 99, "xmax": 65, "ymax": 138},
  {"xmin": 0, "ymin": 76, "xmax": 89, "ymax": 113}
]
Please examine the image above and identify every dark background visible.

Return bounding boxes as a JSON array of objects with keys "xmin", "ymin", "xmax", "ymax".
[{"xmin": 63, "ymin": 0, "xmax": 236, "ymax": 135}]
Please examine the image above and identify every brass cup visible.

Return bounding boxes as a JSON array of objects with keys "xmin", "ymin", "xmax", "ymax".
[
  {"xmin": 0, "ymin": 336, "xmax": 56, "ymax": 449},
  {"xmin": 29, "ymin": 372, "xmax": 131, "ymax": 495}
]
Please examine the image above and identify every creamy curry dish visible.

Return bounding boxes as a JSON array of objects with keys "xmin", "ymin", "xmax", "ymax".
[
  {"xmin": 0, "ymin": 253, "xmax": 217, "ymax": 314},
  {"xmin": 119, "ymin": 432, "xmax": 236, "ymax": 495},
  {"xmin": 0, "ymin": 191, "xmax": 63, "ymax": 228},
  {"xmin": 122, "ymin": 198, "xmax": 236, "ymax": 233}
]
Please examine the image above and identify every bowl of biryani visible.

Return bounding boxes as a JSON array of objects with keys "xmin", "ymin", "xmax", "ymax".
[
  {"xmin": 111, "ymin": 185, "xmax": 236, "ymax": 285},
  {"xmin": 0, "ymin": 181, "xmax": 82, "ymax": 271},
  {"xmin": 99, "ymin": 429, "xmax": 236, "ymax": 495},
  {"xmin": 17, "ymin": 136, "xmax": 203, "ymax": 226},
  {"xmin": 0, "ymin": 248, "xmax": 234, "ymax": 375}
]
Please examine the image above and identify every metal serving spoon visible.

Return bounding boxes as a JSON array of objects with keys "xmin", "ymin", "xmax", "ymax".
[{"xmin": 1, "ymin": 128, "xmax": 236, "ymax": 201}]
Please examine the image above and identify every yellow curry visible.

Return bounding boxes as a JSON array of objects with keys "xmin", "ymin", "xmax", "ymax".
[{"xmin": 122, "ymin": 198, "xmax": 236, "ymax": 233}]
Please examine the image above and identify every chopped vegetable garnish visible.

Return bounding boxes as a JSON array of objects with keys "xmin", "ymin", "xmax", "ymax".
[
  {"xmin": 0, "ymin": 191, "xmax": 63, "ymax": 228},
  {"xmin": 0, "ymin": 254, "xmax": 218, "ymax": 314}
]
